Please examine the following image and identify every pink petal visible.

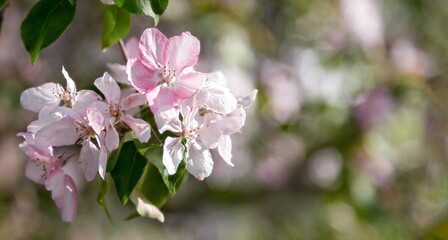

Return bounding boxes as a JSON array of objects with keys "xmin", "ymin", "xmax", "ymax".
[
  {"xmin": 121, "ymin": 93, "xmax": 147, "ymax": 111},
  {"xmin": 163, "ymin": 137, "xmax": 184, "ymax": 175},
  {"xmin": 62, "ymin": 66, "xmax": 77, "ymax": 94},
  {"xmin": 122, "ymin": 114, "xmax": 151, "ymax": 143},
  {"xmin": 86, "ymin": 107, "xmax": 105, "ymax": 136},
  {"xmin": 94, "ymin": 72, "xmax": 121, "ymax": 105},
  {"xmin": 34, "ymin": 117, "xmax": 80, "ymax": 150},
  {"xmin": 139, "ymin": 28, "xmax": 168, "ymax": 69},
  {"xmin": 105, "ymin": 117, "xmax": 119, "ymax": 151},
  {"xmin": 45, "ymin": 166, "xmax": 78, "ymax": 222},
  {"xmin": 155, "ymin": 107, "xmax": 182, "ymax": 134},
  {"xmin": 199, "ymin": 114, "xmax": 222, "ymax": 149},
  {"xmin": 221, "ymin": 106, "xmax": 246, "ymax": 135},
  {"xmin": 172, "ymin": 72, "xmax": 205, "ymax": 99},
  {"xmin": 186, "ymin": 143, "xmax": 213, "ymax": 180},
  {"xmin": 72, "ymin": 90, "xmax": 103, "ymax": 113},
  {"xmin": 78, "ymin": 142, "xmax": 99, "ymax": 182},
  {"xmin": 163, "ymin": 32, "xmax": 200, "ymax": 73},
  {"xmin": 148, "ymin": 86, "xmax": 177, "ymax": 114},
  {"xmin": 126, "ymin": 37, "xmax": 140, "ymax": 59},
  {"xmin": 20, "ymin": 82, "xmax": 60, "ymax": 112},
  {"xmin": 128, "ymin": 58, "xmax": 159, "ymax": 93},
  {"xmin": 217, "ymin": 135, "xmax": 233, "ymax": 167},
  {"xmin": 27, "ymin": 105, "xmax": 60, "ymax": 133}
]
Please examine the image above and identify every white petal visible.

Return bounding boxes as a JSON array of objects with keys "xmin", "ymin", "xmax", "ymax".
[
  {"xmin": 34, "ymin": 117, "xmax": 80, "ymax": 150},
  {"xmin": 105, "ymin": 117, "xmax": 119, "ymax": 151},
  {"xmin": 121, "ymin": 93, "xmax": 147, "ymax": 111},
  {"xmin": 94, "ymin": 72, "xmax": 121, "ymax": 105},
  {"xmin": 221, "ymin": 106, "xmax": 246, "ymax": 135},
  {"xmin": 106, "ymin": 63, "xmax": 129, "ymax": 84},
  {"xmin": 20, "ymin": 82, "xmax": 60, "ymax": 112},
  {"xmin": 186, "ymin": 144, "xmax": 213, "ymax": 180},
  {"xmin": 206, "ymin": 71, "xmax": 228, "ymax": 87},
  {"xmin": 130, "ymin": 189, "xmax": 164, "ymax": 222},
  {"xmin": 237, "ymin": 89, "xmax": 258, "ymax": 109},
  {"xmin": 27, "ymin": 105, "xmax": 60, "ymax": 133},
  {"xmin": 122, "ymin": 115, "xmax": 151, "ymax": 143},
  {"xmin": 86, "ymin": 107, "xmax": 105, "ymax": 136},
  {"xmin": 204, "ymin": 83, "xmax": 237, "ymax": 114},
  {"xmin": 155, "ymin": 107, "xmax": 182, "ymax": 133},
  {"xmin": 78, "ymin": 142, "xmax": 99, "ymax": 182},
  {"xmin": 162, "ymin": 137, "xmax": 184, "ymax": 175},
  {"xmin": 45, "ymin": 166, "xmax": 78, "ymax": 222},
  {"xmin": 72, "ymin": 90, "xmax": 103, "ymax": 113},
  {"xmin": 218, "ymin": 135, "xmax": 233, "ymax": 166},
  {"xmin": 98, "ymin": 145, "xmax": 108, "ymax": 180},
  {"xmin": 198, "ymin": 114, "xmax": 222, "ymax": 149},
  {"xmin": 25, "ymin": 159, "xmax": 50, "ymax": 184},
  {"xmin": 62, "ymin": 66, "xmax": 77, "ymax": 94}
]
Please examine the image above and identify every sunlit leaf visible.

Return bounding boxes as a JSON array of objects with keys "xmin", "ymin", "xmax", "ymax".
[
  {"xmin": 20, "ymin": 0, "xmax": 76, "ymax": 64},
  {"xmin": 113, "ymin": 0, "xmax": 167, "ymax": 25}
]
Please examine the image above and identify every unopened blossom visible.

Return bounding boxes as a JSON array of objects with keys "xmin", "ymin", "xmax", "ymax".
[
  {"xmin": 93, "ymin": 72, "xmax": 151, "ymax": 151},
  {"xmin": 128, "ymin": 28, "xmax": 205, "ymax": 113}
]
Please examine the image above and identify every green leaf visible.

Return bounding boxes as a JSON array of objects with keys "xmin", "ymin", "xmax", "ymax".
[
  {"xmin": 113, "ymin": 0, "xmax": 163, "ymax": 24},
  {"xmin": 139, "ymin": 145, "xmax": 186, "ymax": 208},
  {"xmin": 111, "ymin": 141, "xmax": 148, "ymax": 205},
  {"xmin": 101, "ymin": 4, "xmax": 131, "ymax": 49},
  {"xmin": 140, "ymin": 162, "xmax": 169, "ymax": 208},
  {"xmin": 150, "ymin": 0, "xmax": 168, "ymax": 15},
  {"xmin": 20, "ymin": 0, "xmax": 76, "ymax": 64},
  {"xmin": 97, "ymin": 175, "xmax": 113, "ymax": 223},
  {"xmin": 0, "ymin": 0, "xmax": 9, "ymax": 11},
  {"xmin": 125, "ymin": 210, "xmax": 142, "ymax": 220}
]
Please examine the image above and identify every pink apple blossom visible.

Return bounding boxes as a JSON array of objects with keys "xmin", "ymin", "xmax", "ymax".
[{"xmin": 127, "ymin": 28, "xmax": 205, "ymax": 113}]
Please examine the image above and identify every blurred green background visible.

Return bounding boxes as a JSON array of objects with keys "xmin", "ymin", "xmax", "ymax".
[{"xmin": 2, "ymin": 0, "xmax": 448, "ymax": 239}]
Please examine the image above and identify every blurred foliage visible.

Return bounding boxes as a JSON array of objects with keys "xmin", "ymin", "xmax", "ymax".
[{"xmin": 3, "ymin": 0, "xmax": 448, "ymax": 239}]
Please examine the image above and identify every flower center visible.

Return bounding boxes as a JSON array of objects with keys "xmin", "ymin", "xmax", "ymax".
[
  {"xmin": 109, "ymin": 102, "xmax": 122, "ymax": 118},
  {"xmin": 53, "ymin": 84, "xmax": 73, "ymax": 104},
  {"xmin": 159, "ymin": 67, "xmax": 176, "ymax": 87}
]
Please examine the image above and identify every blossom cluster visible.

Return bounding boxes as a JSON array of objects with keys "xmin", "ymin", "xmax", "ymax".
[{"xmin": 18, "ymin": 28, "xmax": 257, "ymax": 222}]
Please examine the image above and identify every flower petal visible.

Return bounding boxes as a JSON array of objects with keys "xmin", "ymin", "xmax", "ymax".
[
  {"xmin": 163, "ymin": 32, "xmax": 200, "ymax": 73},
  {"xmin": 62, "ymin": 66, "xmax": 77, "ymax": 94},
  {"xmin": 121, "ymin": 93, "xmax": 147, "ymax": 111},
  {"xmin": 155, "ymin": 107, "xmax": 182, "ymax": 133},
  {"xmin": 105, "ymin": 117, "xmax": 119, "ymax": 151},
  {"xmin": 199, "ymin": 114, "xmax": 222, "ymax": 149},
  {"xmin": 172, "ymin": 72, "xmax": 205, "ymax": 99},
  {"xmin": 94, "ymin": 72, "xmax": 121, "ymax": 105},
  {"xmin": 186, "ymin": 143, "xmax": 213, "ymax": 180},
  {"xmin": 25, "ymin": 159, "xmax": 50, "ymax": 184},
  {"xmin": 86, "ymin": 107, "xmax": 105, "ymax": 136},
  {"xmin": 130, "ymin": 189, "xmax": 164, "ymax": 222},
  {"xmin": 163, "ymin": 137, "xmax": 184, "ymax": 175},
  {"xmin": 139, "ymin": 28, "xmax": 168, "ymax": 69},
  {"xmin": 149, "ymin": 86, "xmax": 177, "ymax": 114},
  {"xmin": 127, "ymin": 58, "xmax": 159, "ymax": 93},
  {"xmin": 125, "ymin": 37, "xmax": 140, "ymax": 59},
  {"xmin": 72, "ymin": 90, "xmax": 103, "ymax": 113},
  {"xmin": 98, "ymin": 145, "xmax": 108, "ymax": 180},
  {"xmin": 237, "ymin": 89, "xmax": 258, "ymax": 109},
  {"xmin": 106, "ymin": 63, "xmax": 129, "ymax": 84},
  {"xmin": 34, "ymin": 117, "xmax": 80, "ymax": 150},
  {"xmin": 20, "ymin": 82, "xmax": 60, "ymax": 112},
  {"xmin": 122, "ymin": 115, "xmax": 151, "ymax": 143},
  {"xmin": 78, "ymin": 142, "xmax": 100, "ymax": 182},
  {"xmin": 204, "ymin": 82, "xmax": 237, "ymax": 114},
  {"xmin": 221, "ymin": 106, "xmax": 246, "ymax": 135},
  {"xmin": 45, "ymin": 166, "xmax": 78, "ymax": 222},
  {"xmin": 218, "ymin": 135, "xmax": 233, "ymax": 166}
]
